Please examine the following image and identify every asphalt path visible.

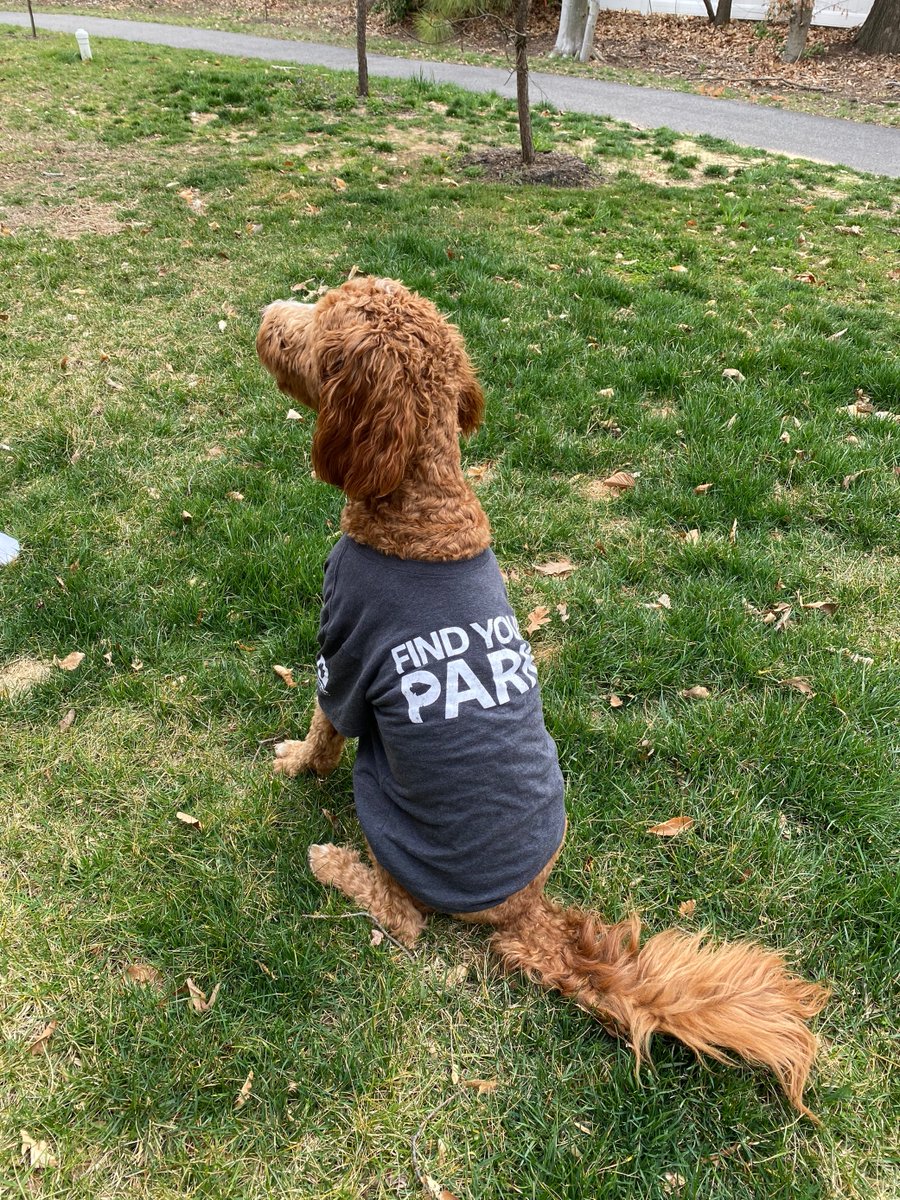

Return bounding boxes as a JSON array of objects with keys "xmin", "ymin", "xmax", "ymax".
[{"xmin": 2, "ymin": 10, "xmax": 898, "ymax": 176}]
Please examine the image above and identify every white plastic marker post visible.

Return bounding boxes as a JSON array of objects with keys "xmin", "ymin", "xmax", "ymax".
[
  {"xmin": 75, "ymin": 29, "xmax": 93, "ymax": 61},
  {"xmin": 0, "ymin": 532, "xmax": 20, "ymax": 566}
]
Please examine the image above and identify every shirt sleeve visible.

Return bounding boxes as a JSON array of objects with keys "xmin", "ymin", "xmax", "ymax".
[{"xmin": 315, "ymin": 543, "xmax": 370, "ymax": 739}]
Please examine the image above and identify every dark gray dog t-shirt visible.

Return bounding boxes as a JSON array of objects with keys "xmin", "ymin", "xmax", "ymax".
[{"xmin": 315, "ymin": 535, "xmax": 566, "ymax": 913}]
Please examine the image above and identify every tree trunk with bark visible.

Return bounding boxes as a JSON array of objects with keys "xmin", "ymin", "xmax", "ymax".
[
  {"xmin": 552, "ymin": 0, "xmax": 589, "ymax": 57},
  {"xmin": 515, "ymin": 0, "xmax": 534, "ymax": 166},
  {"xmin": 579, "ymin": 0, "xmax": 602, "ymax": 63},
  {"xmin": 856, "ymin": 0, "xmax": 900, "ymax": 55},
  {"xmin": 356, "ymin": 0, "xmax": 369, "ymax": 98},
  {"xmin": 714, "ymin": 0, "xmax": 733, "ymax": 28},
  {"xmin": 27, "ymin": 0, "xmax": 37, "ymax": 36},
  {"xmin": 781, "ymin": 0, "xmax": 813, "ymax": 63}
]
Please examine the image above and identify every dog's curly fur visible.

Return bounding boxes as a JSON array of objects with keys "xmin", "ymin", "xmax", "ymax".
[{"xmin": 257, "ymin": 276, "xmax": 827, "ymax": 1118}]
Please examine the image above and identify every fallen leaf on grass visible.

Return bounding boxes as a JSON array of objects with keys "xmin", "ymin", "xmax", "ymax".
[
  {"xmin": 729, "ymin": 518, "xmax": 738, "ymax": 545},
  {"xmin": 20, "ymin": 1130, "xmax": 58, "ymax": 1170},
  {"xmin": 534, "ymin": 559, "xmax": 576, "ymax": 577},
  {"xmin": 555, "ymin": 603, "xmax": 569, "ymax": 622},
  {"xmin": 27, "ymin": 1021, "xmax": 58, "ymax": 1055},
  {"xmin": 463, "ymin": 1078, "xmax": 497, "ymax": 1094},
  {"xmin": 598, "ymin": 386, "xmax": 615, "ymax": 398},
  {"xmin": 370, "ymin": 929, "xmax": 385, "ymax": 947},
  {"xmin": 285, "ymin": 408, "xmax": 303, "ymax": 421},
  {"xmin": 332, "ymin": 177, "xmax": 347, "ymax": 192},
  {"xmin": 802, "ymin": 600, "xmax": 839, "ymax": 616},
  {"xmin": 58, "ymin": 708, "xmax": 76, "ymax": 732},
  {"xmin": 601, "ymin": 470, "xmax": 636, "ymax": 491},
  {"xmin": 680, "ymin": 685, "xmax": 710, "ymax": 700},
  {"xmin": 464, "ymin": 461, "xmax": 494, "ymax": 484},
  {"xmin": 834, "ymin": 224, "xmax": 863, "ymax": 236},
  {"xmin": 54, "ymin": 651, "xmax": 84, "ymax": 671},
  {"xmin": 648, "ymin": 816, "xmax": 694, "ymax": 838},
  {"xmin": 722, "ymin": 368, "xmax": 745, "ymax": 383},
  {"xmin": 826, "ymin": 328, "xmax": 848, "ymax": 341},
  {"xmin": 125, "ymin": 963, "xmax": 165, "ymax": 989},
  {"xmin": 176, "ymin": 811, "xmax": 201, "ymax": 829},
  {"xmin": 177, "ymin": 187, "xmax": 206, "ymax": 215},
  {"xmin": 669, "ymin": 264, "xmax": 688, "ymax": 274},
  {"xmin": 235, "ymin": 1069, "xmax": 254, "ymax": 1108},
  {"xmin": 678, "ymin": 900, "xmax": 697, "ymax": 918},
  {"xmin": 693, "ymin": 483, "xmax": 712, "ymax": 494},
  {"xmin": 780, "ymin": 676, "xmax": 816, "ymax": 697},
  {"xmin": 681, "ymin": 529, "xmax": 702, "ymax": 545},
  {"xmin": 842, "ymin": 471, "xmax": 865, "ymax": 489},
  {"xmin": 643, "ymin": 593, "xmax": 672, "ymax": 611},
  {"xmin": 185, "ymin": 978, "xmax": 221, "ymax": 1013},
  {"xmin": 272, "ymin": 664, "xmax": 296, "ymax": 688},
  {"xmin": 525, "ymin": 606, "xmax": 551, "ymax": 635},
  {"xmin": 226, "ymin": 490, "xmax": 244, "ymax": 502},
  {"xmin": 608, "ymin": 693, "xmax": 624, "ymax": 708}
]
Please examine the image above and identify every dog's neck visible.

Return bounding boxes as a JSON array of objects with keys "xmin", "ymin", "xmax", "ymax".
[{"xmin": 339, "ymin": 432, "xmax": 491, "ymax": 562}]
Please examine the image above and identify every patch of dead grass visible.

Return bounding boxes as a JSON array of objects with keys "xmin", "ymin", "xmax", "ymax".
[{"xmin": 0, "ymin": 658, "xmax": 53, "ymax": 700}]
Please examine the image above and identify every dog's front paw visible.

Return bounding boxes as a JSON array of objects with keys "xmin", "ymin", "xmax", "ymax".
[{"xmin": 274, "ymin": 738, "xmax": 324, "ymax": 778}]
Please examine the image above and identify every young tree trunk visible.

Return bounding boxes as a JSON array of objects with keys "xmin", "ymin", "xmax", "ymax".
[
  {"xmin": 713, "ymin": 0, "xmax": 733, "ymax": 28},
  {"xmin": 356, "ymin": 0, "xmax": 369, "ymax": 98},
  {"xmin": 27, "ymin": 0, "xmax": 37, "ymax": 37},
  {"xmin": 781, "ymin": 0, "xmax": 813, "ymax": 63},
  {"xmin": 701, "ymin": 0, "xmax": 716, "ymax": 22},
  {"xmin": 552, "ymin": 0, "xmax": 589, "ymax": 58},
  {"xmin": 856, "ymin": 0, "xmax": 900, "ymax": 55},
  {"xmin": 578, "ymin": 0, "xmax": 602, "ymax": 63},
  {"xmin": 514, "ymin": 0, "xmax": 534, "ymax": 167}
]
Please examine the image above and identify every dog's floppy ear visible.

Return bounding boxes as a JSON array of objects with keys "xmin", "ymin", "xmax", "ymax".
[
  {"xmin": 312, "ymin": 323, "xmax": 419, "ymax": 501},
  {"xmin": 451, "ymin": 330, "xmax": 484, "ymax": 436}
]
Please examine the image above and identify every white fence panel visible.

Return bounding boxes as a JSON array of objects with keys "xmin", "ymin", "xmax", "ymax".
[{"xmin": 596, "ymin": 1, "xmax": 873, "ymax": 28}]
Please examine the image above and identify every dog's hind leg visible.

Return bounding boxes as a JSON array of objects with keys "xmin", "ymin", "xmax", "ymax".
[
  {"xmin": 275, "ymin": 701, "xmax": 346, "ymax": 777},
  {"xmin": 308, "ymin": 843, "xmax": 428, "ymax": 949}
]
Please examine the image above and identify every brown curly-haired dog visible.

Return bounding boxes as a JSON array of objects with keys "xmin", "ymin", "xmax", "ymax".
[{"xmin": 257, "ymin": 276, "xmax": 827, "ymax": 1118}]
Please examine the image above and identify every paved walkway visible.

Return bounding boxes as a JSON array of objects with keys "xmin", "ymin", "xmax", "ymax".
[{"xmin": 3, "ymin": 11, "xmax": 898, "ymax": 176}]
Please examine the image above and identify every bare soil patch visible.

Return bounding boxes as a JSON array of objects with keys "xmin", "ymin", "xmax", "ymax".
[
  {"xmin": 460, "ymin": 147, "xmax": 599, "ymax": 187},
  {"xmin": 2, "ymin": 200, "xmax": 126, "ymax": 237}
]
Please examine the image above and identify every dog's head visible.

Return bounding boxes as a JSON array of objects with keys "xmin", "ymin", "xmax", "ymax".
[{"xmin": 256, "ymin": 276, "xmax": 483, "ymax": 501}]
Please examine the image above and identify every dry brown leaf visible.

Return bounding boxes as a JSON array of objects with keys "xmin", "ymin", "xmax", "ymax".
[
  {"xmin": 842, "ymin": 471, "xmax": 865, "ymax": 489},
  {"xmin": 669, "ymin": 264, "xmax": 688, "ymax": 273},
  {"xmin": 826, "ymin": 328, "xmax": 848, "ymax": 341},
  {"xmin": 601, "ymin": 470, "xmax": 636, "ymax": 492},
  {"xmin": 682, "ymin": 529, "xmax": 702, "ymax": 545},
  {"xmin": 648, "ymin": 816, "xmax": 694, "ymax": 838},
  {"xmin": 834, "ymin": 224, "xmax": 863, "ymax": 236},
  {"xmin": 58, "ymin": 708, "xmax": 76, "ymax": 733},
  {"xmin": 235, "ymin": 1069, "xmax": 254, "ymax": 1108},
  {"xmin": 285, "ymin": 408, "xmax": 303, "ymax": 421},
  {"xmin": 125, "ymin": 963, "xmax": 165, "ymax": 989},
  {"xmin": 181, "ymin": 510, "xmax": 192, "ymax": 522},
  {"xmin": 176, "ymin": 811, "xmax": 201, "ymax": 829},
  {"xmin": 525, "ymin": 606, "xmax": 551, "ymax": 635},
  {"xmin": 729, "ymin": 518, "xmax": 738, "ymax": 545},
  {"xmin": 370, "ymin": 929, "xmax": 385, "ymax": 947},
  {"xmin": 185, "ymin": 977, "xmax": 220, "ymax": 1013},
  {"xmin": 780, "ymin": 676, "xmax": 816, "ymax": 697},
  {"xmin": 54, "ymin": 651, "xmax": 84, "ymax": 671},
  {"xmin": 802, "ymin": 600, "xmax": 839, "ymax": 616},
  {"xmin": 534, "ymin": 559, "xmax": 576, "ymax": 578},
  {"xmin": 722, "ymin": 368, "xmax": 745, "ymax": 383},
  {"xmin": 332, "ymin": 177, "xmax": 347, "ymax": 191},
  {"xmin": 680, "ymin": 685, "xmax": 710, "ymax": 700},
  {"xmin": 555, "ymin": 603, "xmax": 569, "ymax": 622},
  {"xmin": 463, "ymin": 1078, "xmax": 498, "ymax": 1094},
  {"xmin": 226, "ymin": 490, "xmax": 245, "ymax": 502},
  {"xmin": 272, "ymin": 664, "xmax": 296, "ymax": 688},
  {"xmin": 27, "ymin": 1021, "xmax": 58, "ymax": 1055},
  {"xmin": 693, "ymin": 483, "xmax": 712, "ymax": 494},
  {"xmin": 598, "ymin": 386, "xmax": 615, "ymax": 398},
  {"xmin": 608, "ymin": 693, "xmax": 624, "ymax": 708},
  {"xmin": 464, "ymin": 461, "xmax": 494, "ymax": 484},
  {"xmin": 678, "ymin": 899, "xmax": 697, "ymax": 918},
  {"xmin": 20, "ymin": 1130, "xmax": 58, "ymax": 1170}
]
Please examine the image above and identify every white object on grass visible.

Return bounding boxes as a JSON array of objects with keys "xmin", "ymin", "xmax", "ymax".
[
  {"xmin": 0, "ymin": 532, "xmax": 20, "ymax": 566},
  {"xmin": 75, "ymin": 29, "xmax": 93, "ymax": 61}
]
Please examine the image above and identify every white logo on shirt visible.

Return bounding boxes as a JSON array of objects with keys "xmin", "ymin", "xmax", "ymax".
[
  {"xmin": 390, "ymin": 614, "xmax": 538, "ymax": 723},
  {"xmin": 316, "ymin": 654, "xmax": 329, "ymax": 693}
]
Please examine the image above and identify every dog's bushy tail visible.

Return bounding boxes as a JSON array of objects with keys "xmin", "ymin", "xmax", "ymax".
[{"xmin": 491, "ymin": 901, "xmax": 827, "ymax": 1118}]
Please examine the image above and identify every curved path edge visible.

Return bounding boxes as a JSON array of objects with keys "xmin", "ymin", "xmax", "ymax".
[{"xmin": 2, "ymin": 11, "xmax": 897, "ymax": 177}]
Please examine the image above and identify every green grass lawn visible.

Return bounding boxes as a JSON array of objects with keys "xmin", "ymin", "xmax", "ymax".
[{"xmin": 1, "ymin": 26, "xmax": 899, "ymax": 1200}]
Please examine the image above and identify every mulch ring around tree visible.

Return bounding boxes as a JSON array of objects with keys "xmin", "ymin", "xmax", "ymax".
[{"xmin": 460, "ymin": 147, "xmax": 600, "ymax": 187}]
